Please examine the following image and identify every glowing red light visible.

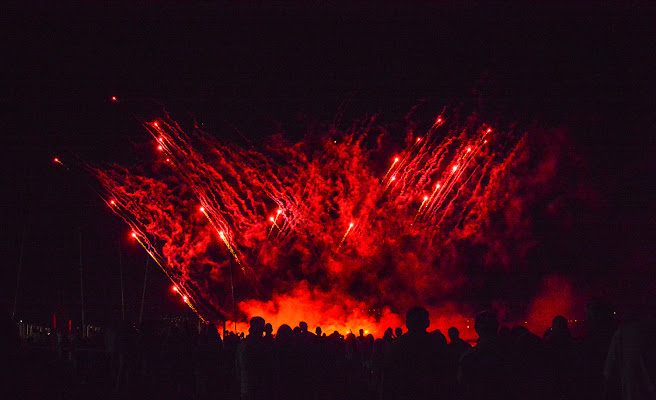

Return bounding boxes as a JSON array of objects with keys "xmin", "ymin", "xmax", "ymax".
[
  {"xmin": 173, "ymin": 286, "xmax": 179, "ymax": 292},
  {"xmin": 436, "ymin": 183, "xmax": 441, "ymax": 189},
  {"xmin": 416, "ymin": 137, "xmax": 421, "ymax": 142},
  {"xmin": 269, "ymin": 217, "xmax": 274, "ymax": 222},
  {"xmin": 452, "ymin": 165, "xmax": 458, "ymax": 172},
  {"xmin": 157, "ymin": 145, "xmax": 163, "ymax": 151},
  {"xmin": 111, "ymin": 96, "xmax": 117, "ymax": 102},
  {"xmin": 391, "ymin": 176, "xmax": 396, "ymax": 181},
  {"xmin": 110, "ymin": 200, "xmax": 116, "ymax": 206},
  {"xmin": 486, "ymin": 128, "xmax": 492, "ymax": 133},
  {"xmin": 183, "ymin": 295, "xmax": 188, "ymax": 302},
  {"xmin": 158, "ymin": 137, "xmax": 163, "ymax": 142},
  {"xmin": 423, "ymin": 196, "xmax": 428, "ymax": 201},
  {"xmin": 467, "ymin": 147, "xmax": 471, "ymax": 152},
  {"xmin": 166, "ymin": 158, "xmax": 170, "ymax": 162},
  {"xmin": 349, "ymin": 222, "xmax": 354, "ymax": 228},
  {"xmin": 276, "ymin": 209, "xmax": 282, "ymax": 214},
  {"xmin": 199, "ymin": 206, "xmax": 205, "ymax": 212},
  {"xmin": 130, "ymin": 232, "xmax": 137, "ymax": 238}
]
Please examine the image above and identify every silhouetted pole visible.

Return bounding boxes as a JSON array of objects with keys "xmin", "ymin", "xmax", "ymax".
[
  {"xmin": 139, "ymin": 258, "xmax": 148, "ymax": 325},
  {"xmin": 12, "ymin": 225, "xmax": 27, "ymax": 320},
  {"xmin": 119, "ymin": 241, "xmax": 125, "ymax": 321},
  {"xmin": 79, "ymin": 230, "xmax": 85, "ymax": 335},
  {"xmin": 230, "ymin": 259, "xmax": 236, "ymax": 332}
]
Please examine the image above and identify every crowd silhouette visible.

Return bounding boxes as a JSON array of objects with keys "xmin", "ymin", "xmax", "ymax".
[{"xmin": 3, "ymin": 300, "xmax": 656, "ymax": 400}]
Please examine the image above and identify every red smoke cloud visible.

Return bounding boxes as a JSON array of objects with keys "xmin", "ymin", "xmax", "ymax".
[{"xmin": 92, "ymin": 110, "xmax": 587, "ymax": 335}]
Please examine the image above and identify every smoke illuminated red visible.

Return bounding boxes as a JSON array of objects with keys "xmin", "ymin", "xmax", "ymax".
[{"xmin": 91, "ymin": 110, "xmax": 579, "ymax": 336}]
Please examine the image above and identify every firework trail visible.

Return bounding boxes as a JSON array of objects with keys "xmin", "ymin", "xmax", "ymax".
[{"xmin": 89, "ymin": 108, "xmax": 576, "ymax": 335}]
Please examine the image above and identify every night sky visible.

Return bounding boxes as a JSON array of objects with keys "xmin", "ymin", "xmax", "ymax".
[{"xmin": 2, "ymin": 2, "xmax": 655, "ymax": 325}]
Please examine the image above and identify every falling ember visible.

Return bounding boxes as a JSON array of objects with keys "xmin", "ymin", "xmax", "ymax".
[
  {"xmin": 111, "ymin": 96, "xmax": 117, "ymax": 102},
  {"xmin": 53, "ymin": 157, "xmax": 63, "ymax": 165},
  {"xmin": 89, "ymin": 107, "xmax": 578, "ymax": 334},
  {"xmin": 173, "ymin": 286, "xmax": 179, "ymax": 292}
]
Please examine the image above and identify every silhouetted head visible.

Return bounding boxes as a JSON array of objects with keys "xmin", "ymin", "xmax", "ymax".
[
  {"xmin": 276, "ymin": 324, "xmax": 293, "ymax": 342},
  {"xmin": 264, "ymin": 323, "xmax": 273, "ymax": 335},
  {"xmin": 474, "ymin": 311, "xmax": 499, "ymax": 339},
  {"xmin": 299, "ymin": 321, "xmax": 308, "ymax": 332},
  {"xmin": 431, "ymin": 329, "xmax": 447, "ymax": 346},
  {"xmin": 551, "ymin": 315, "xmax": 570, "ymax": 337},
  {"xmin": 448, "ymin": 327, "xmax": 459, "ymax": 341},
  {"xmin": 315, "ymin": 326, "xmax": 322, "ymax": 336},
  {"xmin": 406, "ymin": 306, "xmax": 430, "ymax": 333},
  {"xmin": 395, "ymin": 327, "xmax": 403, "ymax": 337},
  {"xmin": 359, "ymin": 328, "xmax": 364, "ymax": 337},
  {"xmin": 249, "ymin": 316, "xmax": 265, "ymax": 336}
]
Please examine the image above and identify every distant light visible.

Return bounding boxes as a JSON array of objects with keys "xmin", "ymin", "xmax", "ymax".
[
  {"xmin": 111, "ymin": 96, "xmax": 117, "ymax": 102},
  {"xmin": 276, "ymin": 209, "xmax": 281, "ymax": 215},
  {"xmin": 484, "ymin": 140, "xmax": 488, "ymax": 144},
  {"xmin": 165, "ymin": 158, "xmax": 170, "ymax": 162}
]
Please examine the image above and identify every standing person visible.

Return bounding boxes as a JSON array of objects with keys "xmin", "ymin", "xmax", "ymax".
[
  {"xmin": 236, "ymin": 316, "xmax": 273, "ymax": 400},
  {"xmin": 382, "ymin": 306, "xmax": 447, "ymax": 400},
  {"xmin": 458, "ymin": 311, "xmax": 512, "ymax": 400},
  {"xmin": 603, "ymin": 311, "xmax": 656, "ymax": 400}
]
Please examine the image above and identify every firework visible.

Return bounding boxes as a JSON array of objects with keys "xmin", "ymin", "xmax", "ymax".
[{"xmin": 89, "ymin": 107, "xmax": 573, "ymax": 335}]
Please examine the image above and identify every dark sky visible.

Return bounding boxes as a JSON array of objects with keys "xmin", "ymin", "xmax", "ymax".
[{"xmin": 1, "ymin": 2, "xmax": 655, "ymax": 324}]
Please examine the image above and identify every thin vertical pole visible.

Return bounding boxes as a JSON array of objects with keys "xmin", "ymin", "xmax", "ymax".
[
  {"xmin": 79, "ymin": 230, "xmax": 85, "ymax": 335},
  {"xmin": 119, "ymin": 241, "xmax": 125, "ymax": 321},
  {"xmin": 12, "ymin": 225, "xmax": 27, "ymax": 320},
  {"xmin": 139, "ymin": 257, "xmax": 149, "ymax": 325},
  {"xmin": 230, "ymin": 260, "xmax": 236, "ymax": 332}
]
